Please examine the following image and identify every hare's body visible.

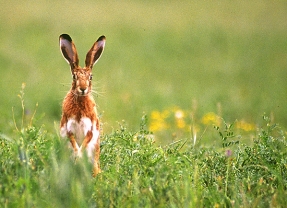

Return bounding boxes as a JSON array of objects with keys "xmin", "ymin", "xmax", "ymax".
[
  {"xmin": 59, "ymin": 34, "xmax": 105, "ymax": 176},
  {"xmin": 60, "ymin": 94, "xmax": 99, "ymax": 158}
]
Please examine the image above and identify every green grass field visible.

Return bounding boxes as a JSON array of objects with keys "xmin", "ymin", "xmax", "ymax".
[
  {"xmin": 1, "ymin": 107, "xmax": 287, "ymax": 207},
  {"xmin": 1, "ymin": 0, "xmax": 287, "ymax": 207}
]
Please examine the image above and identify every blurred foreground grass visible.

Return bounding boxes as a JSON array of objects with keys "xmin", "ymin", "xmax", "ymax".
[{"xmin": 0, "ymin": 0, "xmax": 287, "ymax": 143}]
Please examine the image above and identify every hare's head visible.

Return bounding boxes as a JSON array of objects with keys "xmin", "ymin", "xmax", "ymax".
[{"xmin": 59, "ymin": 34, "xmax": 105, "ymax": 96}]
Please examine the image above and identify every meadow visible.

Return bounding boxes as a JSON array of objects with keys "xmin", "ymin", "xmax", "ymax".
[{"xmin": 1, "ymin": 0, "xmax": 287, "ymax": 207}]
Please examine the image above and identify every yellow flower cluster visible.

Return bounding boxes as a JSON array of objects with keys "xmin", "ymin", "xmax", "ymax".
[
  {"xmin": 235, "ymin": 120, "xmax": 256, "ymax": 131},
  {"xmin": 149, "ymin": 110, "xmax": 170, "ymax": 132},
  {"xmin": 201, "ymin": 112, "xmax": 221, "ymax": 126},
  {"xmin": 149, "ymin": 107, "xmax": 256, "ymax": 134},
  {"xmin": 149, "ymin": 108, "xmax": 189, "ymax": 132}
]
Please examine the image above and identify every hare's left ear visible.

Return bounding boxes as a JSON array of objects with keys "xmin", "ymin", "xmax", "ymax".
[
  {"xmin": 85, "ymin": 35, "xmax": 106, "ymax": 69},
  {"xmin": 59, "ymin": 34, "xmax": 79, "ymax": 70}
]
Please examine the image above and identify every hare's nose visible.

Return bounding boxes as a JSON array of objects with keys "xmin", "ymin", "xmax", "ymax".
[{"xmin": 80, "ymin": 87, "xmax": 86, "ymax": 93}]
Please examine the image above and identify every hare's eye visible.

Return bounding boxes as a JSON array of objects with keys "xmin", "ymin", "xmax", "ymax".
[{"xmin": 89, "ymin": 74, "xmax": 93, "ymax": 80}]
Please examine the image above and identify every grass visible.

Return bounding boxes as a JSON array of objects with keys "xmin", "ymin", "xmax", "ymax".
[
  {"xmin": 1, "ymin": 92, "xmax": 287, "ymax": 207},
  {"xmin": 1, "ymin": 0, "xmax": 287, "ymax": 206}
]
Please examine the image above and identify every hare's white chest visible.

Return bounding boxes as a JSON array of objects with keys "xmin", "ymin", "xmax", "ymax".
[
  {"xmin": 61, "ymin": 117, "xmax": 99, "ymax": 158},
  {"xmin": 67, "ymin": 117, "xmax": 91, "ymax": 143}
]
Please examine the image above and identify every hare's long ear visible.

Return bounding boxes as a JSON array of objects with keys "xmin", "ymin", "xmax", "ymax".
[
  {"xmin": 59, "ymin": 34, "xmax": 79, "ymax": 70},
  {"xmin": 85, "ymin": 35, "xmax": 106, "ymax": 69}
]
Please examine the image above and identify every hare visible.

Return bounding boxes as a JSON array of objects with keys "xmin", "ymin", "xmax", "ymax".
[{"xmin": 59, "ymin": 34, "xmax": 106, "ymax": 176}]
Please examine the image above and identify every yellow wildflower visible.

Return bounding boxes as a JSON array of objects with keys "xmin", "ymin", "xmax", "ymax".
[
  {"xmin": 176, "ymin": 118, "xmax": 186, "ymax": 129},
  {"xmin": 149, "ymin": 110, "xmax": 169, "ymax": 132},
  {"xmin": 201, "ymin": 112, "xmax": 221, "ymax": 126},
  {"xmin": 236, "ymin": 120, "xmax": 256, "ymax": 131}
]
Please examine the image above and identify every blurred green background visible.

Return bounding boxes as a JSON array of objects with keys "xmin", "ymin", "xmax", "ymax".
[{"xmin": 1, "ymin": 0, "xmax": 287, "ymax": 135}]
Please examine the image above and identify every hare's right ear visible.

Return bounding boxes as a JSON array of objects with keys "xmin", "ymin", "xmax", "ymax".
[
  {"xmin": 85, "ymin": 36, "xmax": 106, "ymax": 69},
  {"xmin": 59, "ymin": 34, "xmax": 79, "ymax": 70}
]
